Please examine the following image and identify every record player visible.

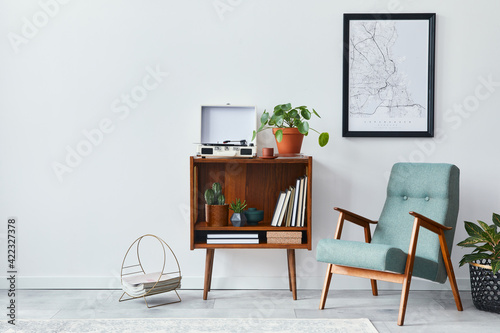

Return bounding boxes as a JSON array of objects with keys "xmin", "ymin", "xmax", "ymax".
[{"xmin": 196, "ymin": 105, "xmax": 257, "ymax": 158}]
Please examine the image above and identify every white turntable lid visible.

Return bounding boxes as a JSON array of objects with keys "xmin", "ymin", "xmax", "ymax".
[{"xmin": 201, "ymin": 105, "xmax": 256, "ymax": 144}]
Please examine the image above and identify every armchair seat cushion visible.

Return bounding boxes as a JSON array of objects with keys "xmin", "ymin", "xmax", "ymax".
[{"xmin": 317, "ymin": 239, "xmax": 407, "ymax": 274}]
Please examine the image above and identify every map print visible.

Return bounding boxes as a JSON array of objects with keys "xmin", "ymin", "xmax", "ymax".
[{"xmin": 348, "ymin": 20, "xmax": 429, "ymax": 132}]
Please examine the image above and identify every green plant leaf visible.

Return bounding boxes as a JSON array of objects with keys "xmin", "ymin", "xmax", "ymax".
[
  {"xmin": 301, "ymin": 109, "xmax": 311, "ymax": 120},
  {"xmin": 477, "ymin": 244, "xmax": 495, "ymax": 253},
  {"xmin": 477, "ymin": 220, "xmax": 489, "ymax": 231},
  {"xmin": 459, "ymin": 252, "xmax": 491, "ymax": 266},
  {"xmin": 274, "ymin": 104, "xmax": 282, "ymax": 112},
  {"xmin": 271, "ymin": 113, "xmax": 284, "ymax": 127},
  {"xmin": 289, "ymin": 110, "xmax": 299, "ymax": 119},
  {"xmin": 493, "ymin": 213, "xmax": 500, "ymax": 228},
  {"xmin": 457, "ymin": 236, "xmax": 484, "ymax": 247},
  {"xmin": 281, "ymin": 103, "xmax": 292, "ymax": 111},
  {"xmin": 274, "ymin": 109, "xmax": 284, "ymax": 117},
  {"xmin": 318, "ymin": 132, "xmax": 329, "ymax": 147},
  {"xmin": 491, "ymin": 259, "xmax": 500, "ymax": 274},
  {"xmin": 312, "ymin": 108, "xmax": 321, "ymax": 118},
  {"xmin": 298, "ymin": 121, "xmax": 309, "ymax": 134},
  {"xmin": 494, "ymin": 232, "xmax": 500, "ymax": 245},
  {"xmin": 275, "ymin": 129, "xmax": 283, "ymax": 142},
  {"xmin": 260, "ymin": 110, "xmax": 269, "ymax": 125},
  {"xmin": 275, "ymin": 116, "xmax": 284, "ymax": 127},
  {"xmin": 494, "ymin": 243, "xmax": 500, "ymax": 253},
  {"xmin": 252, "ymin": 130, "xmax": 257, "ymax": 142},
  {"xmin": 464, "ymin": 221, "xmax": 484, "ymax": 237},
  {"xmin": 480, "ymin": 227, "xmax": 496, "ymax": 245}
]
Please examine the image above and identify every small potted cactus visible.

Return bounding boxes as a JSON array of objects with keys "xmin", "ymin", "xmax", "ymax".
[
  {"xmin": 204, "ymin": 182, "xmax": 229, "ymax": 227},
  {"xmin": 229, "ymin": 199, "xmax": 248, "ymax": 227}
]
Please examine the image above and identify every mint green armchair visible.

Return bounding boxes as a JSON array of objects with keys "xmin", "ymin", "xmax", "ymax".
[{"xmin": 316, "ymin": 163, "xmax": 463, "ymax": 326}]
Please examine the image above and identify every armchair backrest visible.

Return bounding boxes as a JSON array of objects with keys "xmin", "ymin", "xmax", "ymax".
[{"xmin": 371, "ymin": 163, "xmax": 460, "ymax": 283}]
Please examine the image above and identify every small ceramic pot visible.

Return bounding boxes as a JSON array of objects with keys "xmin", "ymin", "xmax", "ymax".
[
  {"xmin": 230, "ymin": 212, "xmax": 247, "ymax": 227},
  {"xmin": 244, "ymin": 208, "xmax": 264, "ymax": 225}
]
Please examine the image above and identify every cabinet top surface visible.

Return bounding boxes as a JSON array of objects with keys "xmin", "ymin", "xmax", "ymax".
[{"xmin": 191, "ymin": 156, "xmax": 312, "ymax": 164}]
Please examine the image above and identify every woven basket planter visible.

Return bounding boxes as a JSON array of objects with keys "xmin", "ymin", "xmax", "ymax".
[{"xmin": 469, "ymin": 259, "xmax": 500, "ymax": 313}]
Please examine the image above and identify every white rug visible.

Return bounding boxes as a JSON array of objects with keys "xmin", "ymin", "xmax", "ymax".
[{"xmin": 5, "ymin": 318, "xmax": 378, "ymax": 333}]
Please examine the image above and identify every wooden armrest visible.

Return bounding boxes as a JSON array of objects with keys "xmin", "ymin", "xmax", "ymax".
[
  {"xmin": 409, "ymin": 211, "xmax": 452, "ymax": 234},
  {"xmin": 334, "ymin": 207, "xmax": 378, "ymax": 228}
]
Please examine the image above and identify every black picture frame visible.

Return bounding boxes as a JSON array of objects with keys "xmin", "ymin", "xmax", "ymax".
[{"xmin": 342, "ymin": 13, "xmax": 436, "ymax": 137}]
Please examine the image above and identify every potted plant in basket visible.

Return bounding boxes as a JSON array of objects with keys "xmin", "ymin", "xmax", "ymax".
[
  {"xmin": 229, "ymin": 198, "xmax": 247, "ymax": 227},
  {"xmin": 251, "ymin": 103, "xmax": 329, "ymax": 155},
  {"xmin": 457, "ymin": 212, "xmax": 500, "ymax": 313},
  {"xmin": 204, "ymin": 182, "xmax": 229, "ymax": 227}
]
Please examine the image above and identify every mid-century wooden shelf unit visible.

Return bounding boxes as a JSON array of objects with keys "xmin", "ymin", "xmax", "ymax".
[{"xmin": 189, "ymin": 156, "xmax": 312, "ymax": 300}]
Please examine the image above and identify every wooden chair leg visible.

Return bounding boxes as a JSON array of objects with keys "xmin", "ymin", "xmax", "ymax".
[
  {"xmin": 370, "ymin": 279, "xmax": 378, "ymax": 296},
  {"xmin": 398, "ymin": 275, "xmax": 412, "ymax": 326},
  {"xmin": 438, "ymin": 231, "xmax": 463, "ymax": 311},
  {"xmin": 319, "ymin": 264, "xmax": 333, "ymax": 309},
  {"xmin": 398, "ymin": 217, "xmax": 420, "ymax": 326}
]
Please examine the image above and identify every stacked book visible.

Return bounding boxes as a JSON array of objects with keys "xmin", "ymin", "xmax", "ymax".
[
  {"xmin": 122, "ymin": 271, "xmax": 181, "ymax": 297},
  {"xmin": 270, "ymin": 175, "xmax": 308, "ymax": 227},
  {"xmin": 267, "ymin": 231, "xmax": 302, "ymax": 244},
  {"xmin": 206, "ymin": 233, "xmax": 259, "ymax": 244}
]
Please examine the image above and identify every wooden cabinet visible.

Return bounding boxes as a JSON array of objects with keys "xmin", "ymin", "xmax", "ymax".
[{"xmin": 189, "ymin": 156, "xmax": 312, "ymax": 299}]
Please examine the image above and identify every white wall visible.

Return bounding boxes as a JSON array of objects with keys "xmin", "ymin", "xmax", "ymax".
[{"xmin": 1, "ymin": 0, "xmax": 500, "ymax": 291}]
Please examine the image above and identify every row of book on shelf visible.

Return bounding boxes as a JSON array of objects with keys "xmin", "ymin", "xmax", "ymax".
[
  {"xmin": 205, "ymin": 232, "xmax": 302, "ymax": 245},
  {"xmin": 206, "ymin": 233, "xmax": 259, "ymax": 244},
  {"xmin": 270, "ymin": 175, "xmax": 308, "ymax": 227}
]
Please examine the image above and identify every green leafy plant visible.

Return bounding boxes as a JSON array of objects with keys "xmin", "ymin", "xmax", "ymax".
[
  {"xmin": 204, "ymin": 182, "xmax": 226, "ymax": 205},
  {"xmin": 457, "ymin": 213, "xmax": 500, "ymax": 273},
  {"xmin": 229, "ymin": 199, "xmax": 247, "ymax": 213},
  {"xmin": 251, "ymin": 103, "xmax": 329, "ymax": 147}
]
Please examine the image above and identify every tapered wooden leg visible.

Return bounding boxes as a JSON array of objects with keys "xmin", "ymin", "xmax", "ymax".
[
  {"xmin": 370, "ymin": 279, "xmax": 378, "ymax": 296},
  {"xmin": 287, "ymin": 251, "xmax": 292, "ymax": 291},
  {"xmin": 203, "ymin": 249, "xmax": 214, "ymax": 300},
  {"xmin": 207, "ymin": 249, "xmax": 215, "ymax": 292},
  {"xmin": 287, "ymin": 249, "xmax": 297, "ymax": 300},
  {"xmin": 398, "ymin": 275, "xmax": 412, "ymax": 326},
  {"xmin": 319, "ymin": 264, "xmax": 333, "ymax": 310},
  {"xmin": 398, "ymin": 218, "xmax": 420, "ymax": 326},
  {"xmin": 438, "ymin": 231, "xmax": 463, "ymax": 311}
]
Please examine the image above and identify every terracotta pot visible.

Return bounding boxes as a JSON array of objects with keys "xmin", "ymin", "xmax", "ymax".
[
  {"xmin": 272, "ymin": 128, "xmax": 304, "ymax": 155},
  {"xmin": 205, "ymin": 204, "xmax": 229, "ymax": 227}
]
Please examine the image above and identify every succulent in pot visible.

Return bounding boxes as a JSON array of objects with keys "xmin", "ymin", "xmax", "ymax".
[
  {"xmin": 204, "ymin": 182, "xmax": 228, "ymax": 227},
  {"xmin": 229, "ymin": 198, "xmax": 247, "ymax": 227}
]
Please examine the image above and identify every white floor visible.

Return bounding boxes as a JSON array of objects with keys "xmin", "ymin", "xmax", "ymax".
[{"xmin": 8, "ymin": 289, "xmax": 500, "ymax": 332}]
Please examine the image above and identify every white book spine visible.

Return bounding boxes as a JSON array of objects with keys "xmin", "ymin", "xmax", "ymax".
[
  {"xmin": 270, "ymin": 191, "xmax": 286, "ymax": 227},
  {"xmin": 300, "ymin": 175, "xmax": 308, "ymax": 227},
  {"xmin": 291, "ymin": 178, "xmax": 301, "ymax": 227},
  {"xmin": 207, "ymin": 234, "xmax": 259, "ymax": 239},
  {"xmin": 277, "ymin": 189, "xmax": 291, "ymax": 227},
  {"xmin": 207, "ymin": 238, "xmax": 259, "ymax": 244}
]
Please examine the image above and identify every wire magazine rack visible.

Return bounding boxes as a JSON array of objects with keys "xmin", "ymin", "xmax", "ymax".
[{"xmin": 119, "ymin": 234, "xmax": 182, "ymax": 308}]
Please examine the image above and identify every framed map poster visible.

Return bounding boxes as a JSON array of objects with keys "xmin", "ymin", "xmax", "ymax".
[{"xmin": 342, "ymin": 13, "xmax": 436, "ymax": 137}]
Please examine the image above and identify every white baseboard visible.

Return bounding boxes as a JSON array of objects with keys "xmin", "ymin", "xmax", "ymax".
[{"xmin": 0, "ymin": 275, "xmax": 471, "ymax": 291}]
